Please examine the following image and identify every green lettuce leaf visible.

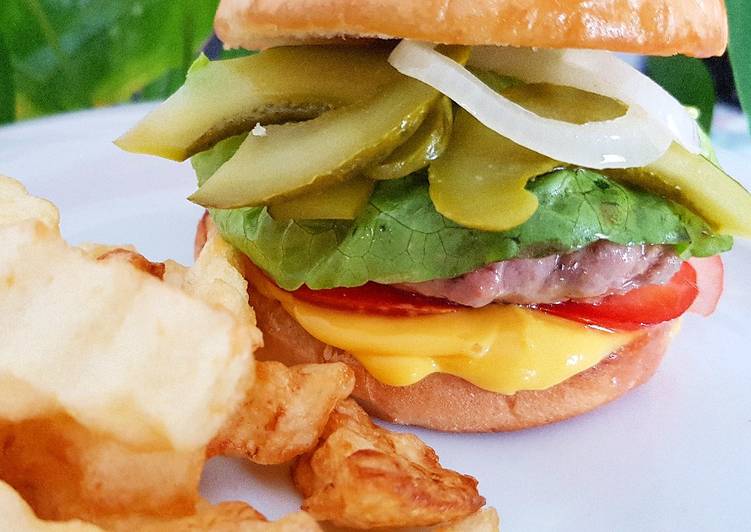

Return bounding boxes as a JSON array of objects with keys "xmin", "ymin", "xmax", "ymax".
[{"xmin": 206, "ymin": 169, "xmax": 731, "ymax": 290}]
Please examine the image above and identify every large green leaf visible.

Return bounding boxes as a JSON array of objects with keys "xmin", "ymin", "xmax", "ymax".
[
  {"xmin": 727, "ymin": 0, "xmax": 751, "ymax": 131},
  {"xmin": 647, "ymin": 56, "xmax": 715, "ymax": 132},
  {"xmin": 1, "ymin": 0, "xmax": 218, "ymax": 121}
]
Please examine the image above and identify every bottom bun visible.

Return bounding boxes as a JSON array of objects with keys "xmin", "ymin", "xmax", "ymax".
[{"xmin": 245, "ymin": 263, "xmax": 674, "ymax": 432}]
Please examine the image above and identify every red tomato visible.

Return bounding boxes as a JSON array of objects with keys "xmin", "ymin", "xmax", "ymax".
[
  {"xmin": 280, "ymin": 257, "xmax": 723, "ymax": 326},
  {"xmin": 290, "ymin": 282, "xmax": 459, "ymax": 317},
  {"xmin": 535, "ymin": 261, "xmax": 700, "ymax": 331},
  {"xmin": 687, "ymin": 256, "xmax": 724, "ymax": 316}
]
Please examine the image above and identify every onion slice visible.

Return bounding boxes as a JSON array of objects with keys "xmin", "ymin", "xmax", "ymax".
[
  {"xmin": 388, "ymin": 41, "xmax": 675, "ymax": 169},
  {"xmin": 469, "ymin": 46, "xmax": 701, "ymax": 154}
]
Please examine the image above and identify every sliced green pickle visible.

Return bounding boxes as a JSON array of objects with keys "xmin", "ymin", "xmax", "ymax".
[
  {"xmin": 366, "ymin": 97, "xmax": 453, "ymax": 180},
  {"xmin": 429, "ymin": 83, "xmax": 628, "ymax": 231},
  {"xmin": 501, "ymin": 82, "xmax": 626, "ymax": 123},
  {"xmin": 611, "ymin": 143, "xmax": 751, "ymax": 237},
  {"xmin": 189, "ymin": 79, "xmax": 439, "ymax": 208},
  {"xmin": 429, "ymin": 108, "xmax": 559, "ymax": 231},
  {"xmin": 115, "ymin": 46, "xmax": 402, "ymax": 161},
  {"xmin": 506, "ymin": 84, "xmax": 751, "ymax": 236},
  {"xmin": 268, "ymin": 176, "xmax": 374, "ymax": 221}
]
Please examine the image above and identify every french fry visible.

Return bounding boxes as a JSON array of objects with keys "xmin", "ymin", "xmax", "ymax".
[
  {"xmin": 292, "ymin": 399, "xmax": 485, "ymax": 529},
  {"xmin": 209, "ymin": 361, "xmax": 355, "ymax": 464}
]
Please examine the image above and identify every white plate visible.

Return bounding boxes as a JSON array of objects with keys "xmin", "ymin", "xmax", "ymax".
[{"xmin": 1, "ymin": 105, "xmax": 750, "ymax": 532}]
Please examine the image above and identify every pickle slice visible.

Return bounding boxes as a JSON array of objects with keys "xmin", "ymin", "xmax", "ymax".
[
  {"xmin": 510, "ymin": 85, "xmax": 750, "ymax": 236},
  {"xmin": 268, "ymin": 176, "xmax": 374, "ymax": 221},
  {"xmin": 366, "ymin": 97, "xmax": 453, "ymax": 180},
  {"xmin": 429, "ymin": 83, "xmax": 629, "ymax": 231},
  {"xmin": 115, "ymin": 46, "xmax": 402, "ymax": 160},
  {"xmin": 612, "ymin": 143, "xmax": 751, "ymax": 237},
  {"xmin": 189, "ymin": 79, "xmax": 439, "ymax": 208},
  {"xmin": 429, "ymin": 108, "xmax": 559, "ymax": 231},
  {"xmin": 501, "ymin": 82, "xmax": 626, "ymax": 123}
]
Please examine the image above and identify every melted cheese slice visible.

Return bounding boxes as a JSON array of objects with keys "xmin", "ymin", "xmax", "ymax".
[{"xmin": 248, "ymin": 270, "xmax": 636, "ymax": 394}]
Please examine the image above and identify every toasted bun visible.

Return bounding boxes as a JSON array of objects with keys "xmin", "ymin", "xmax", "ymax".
[
  {"xmin": 216, "ymin": 0, "xmax": 727, "ymax": 57},
  {"xmin": 245, "ymin": 272, "xmax": 673, "ymax": 431}
]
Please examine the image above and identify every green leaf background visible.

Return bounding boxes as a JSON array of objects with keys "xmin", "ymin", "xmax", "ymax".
[
  {"xmin": 727, "ymin": 0, "xmax": 751, "ymax": 128},
  {"xmin": 0, "ymin": 0, "xmax": 218, "ymax": 123},
  {"xmin": 647, "ymin": 56, "xmax": 716, "ymax": 132},
  {"xmin": 0, "ymin": 0, "xmax": 748, "ymax": 130}
]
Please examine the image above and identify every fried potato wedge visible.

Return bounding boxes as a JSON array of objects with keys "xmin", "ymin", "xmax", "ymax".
[
  {"xmin": 292, "ymin": 399, "xmax": 485, "ymax": 529},
  {"xmin": 209, "ymin": 361, "xmax": 355, "ymax": 464}
]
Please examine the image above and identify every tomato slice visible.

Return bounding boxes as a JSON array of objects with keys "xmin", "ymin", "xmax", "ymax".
[
  {"xmin": 535, "ymin": 261, "xmax": 699, "ymax": 330},
  {"xmin": 687, "ymin": 256, "xmax": 724, "ymax": 316},
  {"xmin": 288, "ymin": 282, "xmax": 459, "ymax": 317}
]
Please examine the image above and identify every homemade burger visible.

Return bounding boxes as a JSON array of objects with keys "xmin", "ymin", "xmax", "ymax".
[{"xmin": 117, "ymin": 0, "xmax": 751, "ymax": 431}]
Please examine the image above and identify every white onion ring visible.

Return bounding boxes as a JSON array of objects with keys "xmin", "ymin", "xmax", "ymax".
[
  {"xmin": 388, "ymin": 41, "xmax": 675, "ymax": 169},
  {"xmin": 469, "ymin": 46, "xmax": 701, "ymax": 154}
]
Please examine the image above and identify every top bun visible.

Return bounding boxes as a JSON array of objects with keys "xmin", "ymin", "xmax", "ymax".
[{"xmin": 216, "ymin": 0, "xmax": 727, "ymax": 58}]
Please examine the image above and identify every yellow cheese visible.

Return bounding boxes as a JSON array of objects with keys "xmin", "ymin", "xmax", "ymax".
[{"xmin": 248, "ymin": 269, "xmax": 636, "ymax": 395}]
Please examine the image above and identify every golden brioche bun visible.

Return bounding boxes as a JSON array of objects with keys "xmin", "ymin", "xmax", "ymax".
[
  {"xmin": 215, "ymin": 0, "xmax": 727, "ymax": 57},
  {"xmin": 196, "ymin": 213, "xmax": 674, "ymax": 432}
]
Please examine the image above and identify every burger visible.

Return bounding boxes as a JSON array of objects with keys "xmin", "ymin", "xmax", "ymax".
[{"xmin": 117, "ymin": 0, "xmax": 750, "ymax": 431}]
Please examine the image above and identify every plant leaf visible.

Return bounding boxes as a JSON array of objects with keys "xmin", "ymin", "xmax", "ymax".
[
  {"xmin": 647, "ymin": 55, "xmax": 715, "ymax": 132},
  {"xmin": 2, "ymin": 0, "xmax": 218, "ymax": 120},
  {"xmin": 727, "ymin": 0, "xmax": 751, "ymax": 131},
  {"xmin": 0, "ymin": 32, "xmax": 15, "ymax": 124}
]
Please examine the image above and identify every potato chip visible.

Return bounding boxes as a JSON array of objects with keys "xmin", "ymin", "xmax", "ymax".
[
  {"xmin": 0, "ymin": 416, "xmax": 203, "ymax": 523},
  {"xmin": 103, "ymin": 501, "xmax": 322, "ymax": 532},
  {"xmin": 0, "ymin": 219, "xmax": 255, "ymax": 451},
  {"xmin": 209, "ymin": 361, "xmax": 354, "ymax": 464},
  {"xmin": 97, "ymin": 248, "xmax": 166, "ymax": 279},
  {"xmin": 0, "ymin": 176, "xmax": 59, "ymax": 229},
  {"xmin": 0, "ymin": 177, "xmax": 260, "ymax": 525},
  {"xmin": 183, "ymin": 228, "xmax": 261, "ymax": 336},
  {"xmin": 0, "ymin": 480, "xmax": 102, "ymax": 531},
  {"xmin": 1, "ymin": 479, "xmax": 322, "ymax": 532},
  {"xmin": 292, "ymin": 399, "xmax": 485, "ymax": 529},
  {"xmin": 433, "ymin": 507, "xmax": 500, "ymax": 532}
]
